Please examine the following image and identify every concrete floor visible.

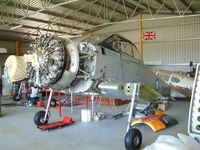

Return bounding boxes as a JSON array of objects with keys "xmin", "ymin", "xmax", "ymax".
[{"xmin": 0, "ymin": 97, "xmax": 190, "ymax": 150}]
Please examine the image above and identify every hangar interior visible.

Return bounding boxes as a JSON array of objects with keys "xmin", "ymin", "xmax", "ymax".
[{"xmin": 0, "ymin": 0, "xmax": 200, "ymax": 150}]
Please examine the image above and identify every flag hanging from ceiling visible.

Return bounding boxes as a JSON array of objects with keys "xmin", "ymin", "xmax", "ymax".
[{"xmin": 143, "ymin": 31, "xmax": 156, "ymax": 40}]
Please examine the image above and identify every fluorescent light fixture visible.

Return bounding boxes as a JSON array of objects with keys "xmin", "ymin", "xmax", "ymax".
[
  {"xmin": 144, "ymin": 61, "xmax": 162, "ymax": 65},
  {"xmin": 10, "ymin": 24, "xmax": 23, "ymax": 30},
  {"xmin": 0, "ymin": 48, "xmax": 7, "ymax": 53}
]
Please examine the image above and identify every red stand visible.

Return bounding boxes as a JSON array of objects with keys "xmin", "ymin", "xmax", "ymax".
[
  {"xmin": 45, "ymin": 90, "xmax": 70, "ymax": 116},
  {"xmin": 72, "ymin": 95, "xmax": 89, "ymax": 109},
  {"xmin": 45, "ymin": 90, "xmax": 89, "ymax": 116}
]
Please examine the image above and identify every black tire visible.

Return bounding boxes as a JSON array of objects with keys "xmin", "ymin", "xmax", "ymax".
[
  {"xmin": 124, "ymin": 128, "xmax": 142, "ymax": 150},
  {"xmin": 50, "ymin": 99, "xmax": 57, "ymax": 107},
  {"xmin": 34, "ymin": 111, "xmax": 49, "ymax": 126},
  {"xmin": 13, "ymin": 93, "xmax": 20, "ymax": 101}
]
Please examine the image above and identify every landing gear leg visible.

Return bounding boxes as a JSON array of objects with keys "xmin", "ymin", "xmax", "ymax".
[
  {"xmin": 125, "ymin": 83, "xmax": 142, "ymax": 150},
  {"xmin": 34, "ymin": 89, "xmax": 53, "ymax": 126}
]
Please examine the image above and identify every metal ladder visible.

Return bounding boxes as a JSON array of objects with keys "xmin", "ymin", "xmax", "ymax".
[{"xmin": 188, "ymin": 64, "xmax": 200, "ymax": 142}]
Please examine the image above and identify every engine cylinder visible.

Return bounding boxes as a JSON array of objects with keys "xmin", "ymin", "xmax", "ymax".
[{"xmin": 30, "ymin": 34, "xmax": 79, "ymax": 90}]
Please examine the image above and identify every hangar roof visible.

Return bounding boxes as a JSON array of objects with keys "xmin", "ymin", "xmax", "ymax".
[{"xmin": 0, "ymin": 0, "xmax": 199, "ymax": 41}]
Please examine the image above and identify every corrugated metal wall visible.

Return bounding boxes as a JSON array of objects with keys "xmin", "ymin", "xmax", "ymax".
[{"xmin": 140, "ymin": 15, "xmax": 200, "ymax": 72}]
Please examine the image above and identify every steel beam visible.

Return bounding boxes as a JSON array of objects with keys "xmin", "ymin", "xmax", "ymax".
[
  {"xmin": 155, "ymin": 0, "xmax": 175, "ymax": 13},
  {"xmin": 179, "ymin": 0, "xmax": 195, "ymax": 13},
  {"xmin": 0, "ymin": 0, "xmax": 97, "ymax": 30},
  {"xmin": 86, "ymin": 0, "xmax": 127, "ymax": 19},
  {"xmin": 49, "ymin": 0, "xmax": 116, "ymax": 22},
  {"xmin": 0, "ymin": 12, "xmax": 84, "ymax": 31},
  {"xmin": 4, "ymin": 21, "xmax": 80, "ymax": 36},
  {"xmin": 0, "ymin": 29, "xmax": 37, "ymax": 36},
  {"xmin": 112, "ymin": 0, "xmax": 143, "ymax": 12},
  {"xmin": 134, "ymin": 0, "xmax": 156, "ymax": 12},
  {"xmin": 139, "ymin": 14, "xmax": 143, "ymax": 57},
  {"xmin": 5, "ymin": 2, "xmax": 98, "ymax": 26}
]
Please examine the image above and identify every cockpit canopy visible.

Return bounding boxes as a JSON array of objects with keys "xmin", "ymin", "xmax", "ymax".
[{"xmin": 83, "ymin": 34, "xmax": 142, "ymax": 60}]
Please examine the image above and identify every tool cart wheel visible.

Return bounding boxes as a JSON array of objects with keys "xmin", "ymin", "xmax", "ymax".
[
  {"xmin": 124, "ymin": 128, "xmax": 142, "ymax": 150},
  {"xmin": 13, "ymin": 93, "xmax": 20, "ymax": 101},
  {"xmin": 26, "ymin": 100, "xmax": 33, "ymax": 107},
  {"xmin": 34, "ymin": 111, "xmax": 49, "ymax": 126},
  {"xmin": 50, "ymin": 99, "xmax": 57, "ymax": 107}
]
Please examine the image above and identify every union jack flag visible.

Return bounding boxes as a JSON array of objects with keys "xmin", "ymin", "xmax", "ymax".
[{"xmin": 143, "ymin": 31, "xmax": 156, "ymax": 40}]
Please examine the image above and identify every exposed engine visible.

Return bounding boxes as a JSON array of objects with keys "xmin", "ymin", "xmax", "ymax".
[{"xmin": 28, "ymin": 34, "xmax": 97, "ymax": 91}]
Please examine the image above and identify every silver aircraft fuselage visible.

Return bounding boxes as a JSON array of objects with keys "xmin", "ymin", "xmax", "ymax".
[{"xmin": 6, "ymin": 34, "xmax": 170, "ymax": 99}]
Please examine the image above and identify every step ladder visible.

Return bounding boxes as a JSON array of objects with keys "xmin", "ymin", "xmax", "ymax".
[{"xmin": 188, "ymin": 64, "xmax": 200, "ymax": 142}]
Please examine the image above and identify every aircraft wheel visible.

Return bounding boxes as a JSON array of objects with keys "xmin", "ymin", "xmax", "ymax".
[
  {"xmin": 13, "ymin": 93, "xmax": 20, "ymax": 101},
  {"xmin": 34, "ymin": 111, "xmax": 49, "ymax": 126},
  {"xmin": 124, "ymin": 128, "xmax": 142, "ymax": 150},
  {"xmin": 50, "ymin": 99, "xmax": 57, "ymax": 107},
  {"xmin": 27, "ymin": 100, "xmax": 33, "ymax": 107}
]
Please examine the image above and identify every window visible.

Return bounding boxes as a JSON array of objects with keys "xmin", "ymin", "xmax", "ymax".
[
  {"xmin": 157, "ymin": 73, "xmax": 170, "ymax": 82},
  {"xmin": 133, "ymin": 46, "xmax": 142, "ymax": 60},
  {"xmin": 101, "ymin": 47, "xmax": 106, "ymax": 55},
  {"xmin": 119, "ymin": 41, "xmax": 134, "ymax": 56},
  {"xmin": 118, "ymin": 37, "xmax": 141, "ymax": 60},
  {"xmin": 98, "ymin": 34, "xmax": 141, "ymax": 60},
  {"xmin": 171, "ymin": 77, "xmax": 180, "ymax": 83},
  {"xmin": 98, "ymin": 35, "xmax": 119, "ymax": 52}
]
